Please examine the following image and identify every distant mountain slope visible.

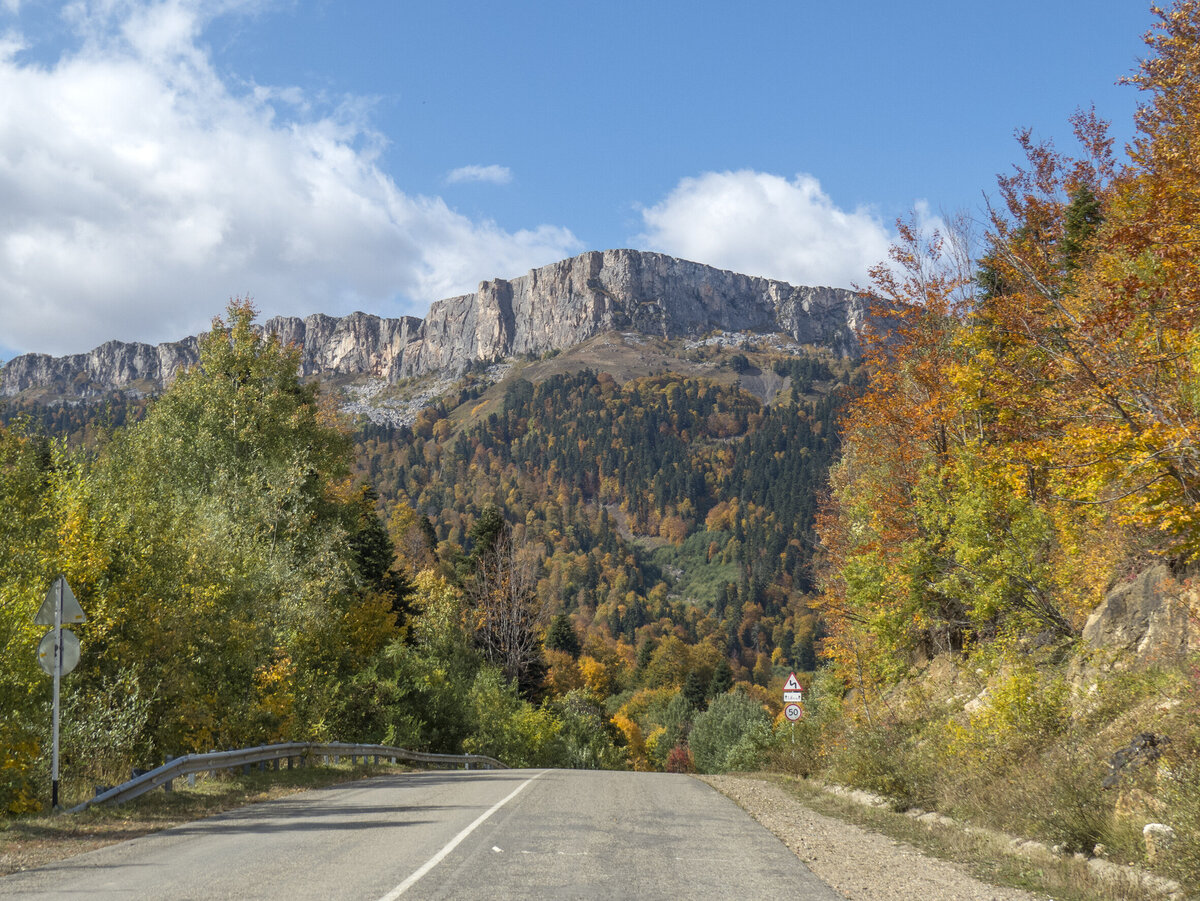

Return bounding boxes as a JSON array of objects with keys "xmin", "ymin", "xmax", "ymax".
[
  {"xmin": 354, "ymin": 355, "xmax": 855, "ymax": 682},
  {"xmin": 1, "ymin": 250, "xmax": 869, "ymax": 400}
]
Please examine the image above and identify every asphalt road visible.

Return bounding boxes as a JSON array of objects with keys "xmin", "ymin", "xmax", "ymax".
[{"xmin": 0, "ymin": 769, "xmax": 844, "ymax": 900}]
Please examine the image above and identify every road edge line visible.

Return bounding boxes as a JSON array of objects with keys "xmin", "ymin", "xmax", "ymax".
[{"xmin": 377, "ymin": 770, "xmax": 548, "ymax": 900}]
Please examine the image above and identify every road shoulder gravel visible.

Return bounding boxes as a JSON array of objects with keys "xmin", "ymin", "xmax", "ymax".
[{"xmin": 700, "ymin": 774, "xmax": 1047, "ymax": 901}]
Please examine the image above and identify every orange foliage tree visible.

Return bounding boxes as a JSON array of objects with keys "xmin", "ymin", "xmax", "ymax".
[
  {"xmin": 816, "ymin": 2, "xmax": 1200, "ymax": 706},
  {"xmin": 972, "ymin": 3, "xmax": 1200, "ymax": 553},
  {"xmin": 815, "ymin": 217, "xmax": 977, "ymax": 698}
]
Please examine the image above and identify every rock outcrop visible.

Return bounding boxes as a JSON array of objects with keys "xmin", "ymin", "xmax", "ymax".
[
  {"xmin": 1, "ymin": 249, "xmax": 871, "ymax": 399},
  {"xmin": 0, "ymin": 338, "xmax": 201, "ymax": 398},
  {"xmin": 1082, "ymin": 562, "xmax": 1198, "ymax": 663}
]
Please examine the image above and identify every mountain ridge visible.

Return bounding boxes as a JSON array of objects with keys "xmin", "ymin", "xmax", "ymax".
[{"xmin": 1, "ymin": 249, "xmax": 870, "ymax": 400}]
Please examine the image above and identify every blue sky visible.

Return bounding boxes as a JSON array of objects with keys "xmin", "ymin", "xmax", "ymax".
[{"xmin": 0, "ymin": 1, "xmax": 1157, "ymax": 358}]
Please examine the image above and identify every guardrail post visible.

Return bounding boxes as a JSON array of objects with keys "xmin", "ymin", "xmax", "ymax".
[{"xmin": 188, "ymin": 773, "xmax": 196, "ymax": 788}]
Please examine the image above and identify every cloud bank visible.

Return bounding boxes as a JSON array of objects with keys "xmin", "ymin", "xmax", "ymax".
[
  {"xmin": 0, "ymin": 1, "xmax": 579, "ymax": 356},
  {"xmin": 637, "ymin": 170, "xmax": 894, "ymax": 290}
]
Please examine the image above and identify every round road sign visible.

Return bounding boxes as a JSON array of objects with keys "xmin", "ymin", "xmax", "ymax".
[
  {"xmin": 37, "ymin": 628, "xmax": 81, "ymax": 676},
  {"xmin": 784, "ymin": 703, "xmax": 803, "ymax": 721}
]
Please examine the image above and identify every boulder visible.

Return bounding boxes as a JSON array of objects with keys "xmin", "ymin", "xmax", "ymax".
[{"xmin": 1143, "ymin": 823, "xmax": 1176, "ymax": 865}]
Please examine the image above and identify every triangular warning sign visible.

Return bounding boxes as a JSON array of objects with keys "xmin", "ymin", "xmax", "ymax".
[
  {"xmin": 34, "ymin": 576, "xmax": 87, "ymax": 626},
  {"xmin": 783, "ymin": 672, "xmax": 803, "ymax": 692}
]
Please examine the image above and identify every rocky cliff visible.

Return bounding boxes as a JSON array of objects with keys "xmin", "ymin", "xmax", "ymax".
[{"xmin": 1, "ymin": 249, "xmax": 871, "ymax": 399}]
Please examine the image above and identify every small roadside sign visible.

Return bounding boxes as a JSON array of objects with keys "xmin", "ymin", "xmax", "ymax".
[
  {"xmin": 782, "ymin": 671, "xmax": 804, "ymax": 722},
  {"xmin": 35, "ymin": 576, "xmax": 87, "ymax": 625},
  {"xmin": 782, "ymin": 672, "xmax": 804, "ymax": 701},
  {"xmin": 38, "ymin": 628, "xmax": 81, "ymax": 676}
]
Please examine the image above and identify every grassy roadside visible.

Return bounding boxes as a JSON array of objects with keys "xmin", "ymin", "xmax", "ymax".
[
  {"xmin": 764, "ymin": 774, "xmax": 1175, "ymax": 901},
  {"xmin": 0, "ymin": 761, "xmax": 412, "ymax": 877}
]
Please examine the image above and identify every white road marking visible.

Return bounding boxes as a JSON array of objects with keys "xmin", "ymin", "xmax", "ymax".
[{"xmin": 376, "ymin": 771, "xmax": 547, "ymax": 900}]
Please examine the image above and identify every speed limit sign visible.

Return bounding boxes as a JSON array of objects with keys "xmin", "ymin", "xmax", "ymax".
[{"xmin": 784, "ymin": 703, "xmax": 803, "ymax": 721}]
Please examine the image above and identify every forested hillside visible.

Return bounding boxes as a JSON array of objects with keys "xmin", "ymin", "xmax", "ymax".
[{"xmin": 357, "ymin": 357, "xmax": 849, "ymax": 662}]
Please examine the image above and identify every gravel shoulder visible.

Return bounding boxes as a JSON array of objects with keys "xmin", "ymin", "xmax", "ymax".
[{"xmin": 700, "ymin": 774, "xmax": 1047, "ymax": 901}]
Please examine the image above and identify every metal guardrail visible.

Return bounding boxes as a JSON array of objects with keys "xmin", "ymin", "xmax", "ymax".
[{"xmin": 67, "ymin": 741, "xmax": 506, "ymax": 813}]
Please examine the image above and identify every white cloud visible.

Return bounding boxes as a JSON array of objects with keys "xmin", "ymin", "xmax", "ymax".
[
  {"xmin": 445, "ymin": 164, "xmax": 513, "ymax": 186},
  {"xmin": 636, "ymin": 170, "xmax": 895, "ymax": 290},
  {"xmin": 0, "ymin": 28, "xmax": 23, "ymax": 58},
  {"xmin": 0, "ymin": 1, "xmax": 579, "ymax": 356}
]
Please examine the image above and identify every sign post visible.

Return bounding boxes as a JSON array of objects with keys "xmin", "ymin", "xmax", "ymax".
[{"xmin": 34, "ymin": 576, "xmax": 86, "ymax": 809}]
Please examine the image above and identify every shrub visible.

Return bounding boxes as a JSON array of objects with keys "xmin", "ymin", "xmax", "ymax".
[
  {"xmin": 689, "ymin": 690, "xmax": 771, "ymax": 773},
  {"xmin": 828, "ymin": 718, "xmax": 938, "ymax": 810},
  {"xmin": 1028, "ymin": 745, "xmax": 1115, "ymax": 853},
  {"xmin": 0, "ymin": 727, "xmax": 40, "ymax": 815},
  {"xmin": 547, "ymin": 691, "xmax": 626, "ymax": 770},
  {"xmin": 463, "ymin": 668, "xmax": 561, "ymax": 767},
  {"xmin": 645, "ymin": 692, "xmax": 696, "ymax": 770},
  {"xmin": 665, "ymin": 743, "xmax": 694, "ymax": 773},
  {"xmin": 945, "ymin": 662, "xmax": 1069, "ymax": 770},
  {"xmin": 1160, "ymin": 757, "xmax": 1200, "ymax": 889},
  {"xmin": 60, "ymin": 670, "xmax": 152, "ymax": 786}
]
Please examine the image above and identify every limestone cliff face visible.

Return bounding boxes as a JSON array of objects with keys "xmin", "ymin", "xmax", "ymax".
[
  {"xmin": 264, "ymin": 312, "xmax": 424, "ymax": 381},
  {"xmin": 1, "ymin": 250, "xmax": 870, "ymax": 399},
  {"xmin": 0, "ymin": 338, "xmax": 200, "ymax": 398}
]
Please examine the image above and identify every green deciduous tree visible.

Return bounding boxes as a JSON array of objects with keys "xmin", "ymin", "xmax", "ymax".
[
  {"xmin": 46, "ymin": 299, "xmax": 401, "ymax": 762},
  {"xmin": 0, "ymin": 424, "xmax": 57, "ymax": 812},
  {"xmin": 689, "ymin": 690, "xmax": 773, "ymax": 773}
]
